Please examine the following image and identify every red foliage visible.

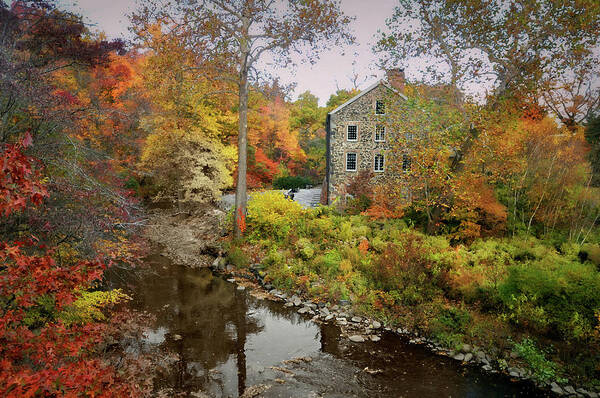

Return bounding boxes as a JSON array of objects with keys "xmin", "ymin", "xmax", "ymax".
[
  {"xmin": 0, "ymin": 142, "xmax": 139, "ymax": 396},
  {"xmin": 0, "ymin": 135, "xmax": 48, "ymax": 216},
  {"xmin": 246, "ymin": 147, "xmax": 279, "ymax": 188}
]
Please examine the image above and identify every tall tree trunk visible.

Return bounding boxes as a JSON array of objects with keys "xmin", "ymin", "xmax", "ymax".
[{"xmin": 234, "ymin": 27, "xmax": 250, "ymax": 238}]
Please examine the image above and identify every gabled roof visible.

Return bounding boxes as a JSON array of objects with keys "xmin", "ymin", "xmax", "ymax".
[{"xmin": 328, "ymin": 79, "xmax": 408, "ymax": 115}]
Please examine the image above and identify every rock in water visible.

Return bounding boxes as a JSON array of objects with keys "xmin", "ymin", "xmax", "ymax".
[{"xmin": 349, "ymin": 335, "xmax": 365, "ymax": 343}]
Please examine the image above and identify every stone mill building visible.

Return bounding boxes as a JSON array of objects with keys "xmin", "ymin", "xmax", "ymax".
[{"xmin": 323, "ymin": 68, "xmax": 408, "ymax": 205}]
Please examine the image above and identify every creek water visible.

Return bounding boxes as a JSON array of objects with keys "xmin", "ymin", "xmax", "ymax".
[{"xmin": 107, "ymin": 251, "xmax": 545, "ymax": 397}]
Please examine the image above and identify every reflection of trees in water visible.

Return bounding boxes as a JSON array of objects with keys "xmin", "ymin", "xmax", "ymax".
[{"xmin": 117, "ymin": 257, "xmax": 263, "ymax": 395}]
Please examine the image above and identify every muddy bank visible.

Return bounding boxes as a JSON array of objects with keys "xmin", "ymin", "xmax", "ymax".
[{"xmin": 144, "ymin": 206, "xmax": 226, "ymax": 268}]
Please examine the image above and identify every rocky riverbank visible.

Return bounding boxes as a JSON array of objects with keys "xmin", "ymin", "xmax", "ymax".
[
  {"xmin": 144, "ymin": 206, "xmax": 596, "ymax": 397},
  {"xmin": 213, "ymin": 259, "xmax": 600, "ymax": 398}
]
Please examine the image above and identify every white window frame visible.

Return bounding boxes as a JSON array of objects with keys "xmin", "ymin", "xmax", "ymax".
[
  {"xmin": 347, "ymin": 124, "xmax": 358, "ymax": 142},
  {"xmin": 375, "ymin": 100, "xmax": 385, "ymax": 115},
  {"xmin": 374, "ymin": 154, "xmax": 385, "ymax": 172},
  {"xmin": 375, "ymin": 125, "xmax": 386, "ymax": 142},
  {"xmin": 346, "ymin": 152, "xmax": 358, "ymax": 172}
]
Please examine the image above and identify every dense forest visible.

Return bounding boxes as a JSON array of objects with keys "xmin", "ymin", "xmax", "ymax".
[{"xmin": 1, "ymin": 0, "xmax": 600, "ymax": 396}]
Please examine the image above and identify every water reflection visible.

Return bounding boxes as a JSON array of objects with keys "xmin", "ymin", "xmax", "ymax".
[{"xmin": 108, "ymin": 252, "xmax": 542, "ymax": 397}]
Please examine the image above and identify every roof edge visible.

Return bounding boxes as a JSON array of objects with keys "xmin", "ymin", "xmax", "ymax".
[{"xmin": 328, "ymin": 80, "xmax": 408, "ymax": 115}]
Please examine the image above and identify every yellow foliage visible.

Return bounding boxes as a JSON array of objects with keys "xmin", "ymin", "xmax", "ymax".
[
  {"xmin": 246, "ymin": 191, "xmax": 307, "ymax": 241},
  {"xmin": 60, "ymin": 289, "xmax": 130, "ymax": 326}
]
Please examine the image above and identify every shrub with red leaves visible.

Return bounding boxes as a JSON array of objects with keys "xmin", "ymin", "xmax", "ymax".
[{"xmin": 0, "ymin": 139, "xmax": 140, "ymax": 397}]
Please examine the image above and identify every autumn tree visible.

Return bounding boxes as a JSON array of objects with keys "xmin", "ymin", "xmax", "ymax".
[
  {"xmin": 133, "ymin": 24, "xmax": 237, "ymax": 207},
  {"xmin": 377, "ymin": 0, "xmax": 600, "ymax": 122},
  {"xmin": 1, "ymin": 3, "xmax": 151, "ymax": 394},
  {"xmin": 132, "ymin": 0, "xmax": 353, "ymax": 237}
]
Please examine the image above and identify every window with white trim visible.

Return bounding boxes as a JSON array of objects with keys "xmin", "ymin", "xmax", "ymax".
[
  {"xmin": 374, "ymin": 154, "xmax": 384, "ymax": 172},
  {"xmin": 347, "ymin": 125, "xmax": 357, "ymax": 141},
  {"xmin": 375, "ymin": 125, "xmax": 385, "ymax": 142},
  {"xmin": 346, "ymin": 153, "xmax": 357, "ymax": 171},
  {"xmin": 375, "ymin": 100, "xmax": 385, "ymax": 115}
]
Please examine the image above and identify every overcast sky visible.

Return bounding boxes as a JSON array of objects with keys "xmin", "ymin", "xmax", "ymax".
[{"xmin": 59, "ymin": 0, "xmax": 409, "ymax": 105}]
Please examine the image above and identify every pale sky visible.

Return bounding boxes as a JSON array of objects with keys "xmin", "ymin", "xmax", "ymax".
[{"xmin": 59, "ymin": 0, "xmax": 408, "ymax": 105}]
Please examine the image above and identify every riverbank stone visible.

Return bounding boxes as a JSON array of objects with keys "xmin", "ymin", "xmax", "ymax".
[
  {"xmin": 370, "ymin": 335, "xmax": 381, "ymax": 342},
  {"xmin": 551, "ymin": 383, "xmax": 564, "ymax": 395},
  {"xmin": 461, "ymin": 344, "xmax": 472, "ymax": 353},
  {"xmin": 464, "ymin": 353, "xmax": 473, "ymax": 362},
  {"xmin": 453, "ymin": 353, "xmax": 465, "ymax": 361},
  {"xmin": 298, "ymin": 307, "xmax": 309, "ymax": 314},
  {"xmin": 349, "ymin": 335, "xmax": 365, "ymax": 343},
  {"xmin": 372, "ymin": 321, "xmax": 381, "ymax": 329},
  {"xmin": 564, "ymin": 386, "xmax": 576, "ymax": 395}
]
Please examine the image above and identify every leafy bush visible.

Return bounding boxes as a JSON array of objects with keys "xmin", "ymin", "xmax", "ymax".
[
  {"xmin": 448, "ymin": 239, "xmax": 513, "ymax": 305},
  {"xmin": 246, "ymin": 191, "xmax": 308, "ymax": 242},
  {"xmin": 430, "ymin": 305, "xmax": 471, "ymax": 349},
  {"xmin": 60, "ymin": 290, "xmax": 130, "ymax": 326},
  {"xmin": 272, "ymin": 175, "xmax": 313, "ymax": 190},
  {"xmin": 296, "ymin": 238, "xmax": 315, "ymax": 259},
  {"xmin": 372, "ymin": 232, "xmax": 449, "ymax": 305},
  {"xmin": 513, "ymin": 338, "xmax": 558, "ymax": 382},
  {"xmin": 227, "ymin": 246, "xmax": 250, "ymax": 268},
  {"xmin": 499, "ymin": 257, "xmax": 600, "ymax": 340}
]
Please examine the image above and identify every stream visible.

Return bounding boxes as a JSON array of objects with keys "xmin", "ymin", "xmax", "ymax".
[{"xmin": 107, "ymin": 250, "xmax": 545, "ymax": 397}]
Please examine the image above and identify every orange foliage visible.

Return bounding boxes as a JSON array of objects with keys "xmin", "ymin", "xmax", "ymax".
[
  {"xmin": 358, "ymin": 239, "xmax": 369, "ymax": 255},
  {"xmin": 247, "ymin": 96, "xmax": 306, "ymax": 183},
  {"xmin": 246, "ymin": 147, "xmax": 280, "ymax": 188}
]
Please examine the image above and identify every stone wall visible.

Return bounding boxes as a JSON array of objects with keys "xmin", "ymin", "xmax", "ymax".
[{"xmin": 327, "ymin": 83, "xmax": 401, "ymax": 204}]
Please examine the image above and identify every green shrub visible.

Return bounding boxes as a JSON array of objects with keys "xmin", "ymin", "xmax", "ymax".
[
  {"xmin": 295, "ymin": 238, "xmax": 315, "ymax": 260},
  {"xmin": 499, "ymin": 257, "xmax": 600, "ymax": 340},
  {"xmin": 227, "ymin": 246, "xmax": 250, "ymax": 268},
  {"xmin": 512, "ymin": 338, "xmax": 557, "ymax": 382},
  {"xmin": 272, "ymin": 175, "xmax": 313, "ymax": 190},
  {"xmin": 314, "ymin": 249, "xmax": 342, "ymax": 278}
]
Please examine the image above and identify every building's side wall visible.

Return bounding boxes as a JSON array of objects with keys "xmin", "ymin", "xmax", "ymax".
[{"xmin": 327, "ymin": 84, "xmax": 396, "ymax": 204}]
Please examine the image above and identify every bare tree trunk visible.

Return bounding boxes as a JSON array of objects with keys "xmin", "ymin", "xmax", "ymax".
[
  {"xmin": 234, "ymin": 21, "xmax": 250, "ymax": 239},
  {"xmin": 234, "ymin": 71, "xmax": 249, "ymax": 238}
]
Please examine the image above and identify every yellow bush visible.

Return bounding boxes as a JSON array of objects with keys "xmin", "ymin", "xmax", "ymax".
[
  {"xmin": 60, "ymin": 289, "xmax": 130, "ymax": 326},
  {"xmin": 247, "ymin": 191, "xmax": 308, "ymax": 242}
]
